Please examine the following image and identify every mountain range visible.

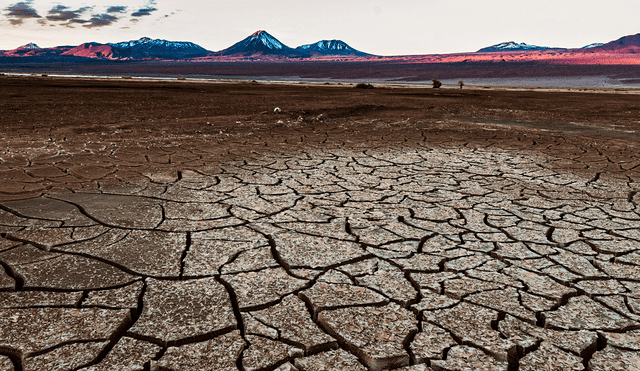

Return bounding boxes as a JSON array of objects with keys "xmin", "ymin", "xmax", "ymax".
[
  {"xmin": 2, "ymin": 31, "xmax": 639, "ymax": 61},
  {"xmin": 478, "ymin": 34, "xmax": 640, "ymax": 53}
]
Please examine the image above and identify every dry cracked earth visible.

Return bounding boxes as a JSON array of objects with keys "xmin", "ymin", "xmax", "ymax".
[{"xmin": 1, "ymin": 78, "xmax": 640, "ymax": 371}]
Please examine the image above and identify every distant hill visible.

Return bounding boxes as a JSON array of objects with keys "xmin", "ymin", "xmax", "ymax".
[
  {"xmin": 477, "ymin": 41, "xmax": 555, "ymax": 53},
  {"xmin": 589, "ymin": 33, "xmax": 640, "ymax": 53},
  {"xmin": 296, "ymin": 40, "xmax": 372, "ymax": 56}
]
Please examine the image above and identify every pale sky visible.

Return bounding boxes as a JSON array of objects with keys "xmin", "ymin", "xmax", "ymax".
[{"xmin": 1, "ymin": 0, "xmax": 638, "ymax": 55}]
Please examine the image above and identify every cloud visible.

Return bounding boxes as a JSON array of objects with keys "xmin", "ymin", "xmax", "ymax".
[
  {"xmin": 107, "ymin": 6, "xmax": 127, "ymax": 14},
  {"xmin": 83, "ymin": 13, "xmax": 119, "ymax": 28},
  {"xmin": 4, "ymin": 1, "xmax": 41, "ymax": 25},
  {"xmin": 46, "ymin": 5, "xmax": 92, "ymax": 22},
  {"xmin": 130, "ymin": 7, "xmax": 158, "ymax": 17}
]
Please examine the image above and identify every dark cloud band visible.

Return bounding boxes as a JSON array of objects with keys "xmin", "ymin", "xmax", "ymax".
[
  {"xmin": 131, "ymin": 7, "xmax": 158, "ymax": 17},
  {"xmin": 107, "ymin": 6, "xmax": 127, "ymax": 14},
  {"xmin": 46, "ymin": 5, "xmax": 92, "ymax": 22},
  {"xmin": 84, "ymin": 13, "xmax": 119, "ymax": 28},
  {"xmin": 4, "ymin": 1, "xmax": 41, "ymax": 25},
  {"xmin": 4, "ymin": 1, "xmax": 159, "ymax": 28}
]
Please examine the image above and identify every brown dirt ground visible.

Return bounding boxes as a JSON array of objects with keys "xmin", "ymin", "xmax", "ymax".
[{"xmin": 1, "ymin": 76, "xmax": 639, "ymax": 201}]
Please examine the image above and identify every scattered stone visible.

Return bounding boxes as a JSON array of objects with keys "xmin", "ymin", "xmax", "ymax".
[
  {"xmin": 128, "ymin": 277, "xmax": 236, "ymax": 345},
  {"xmin": 318, "ymin": 303, "xmax": 418, "ymax": 371}
]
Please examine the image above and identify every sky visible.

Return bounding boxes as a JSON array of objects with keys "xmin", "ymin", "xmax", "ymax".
[{"xmin": 0, "ymin": 0, "xmax": 638, "ymax": 55}]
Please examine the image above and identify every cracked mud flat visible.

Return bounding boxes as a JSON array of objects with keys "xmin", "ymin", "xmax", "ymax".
[{"xmin": 1, "ymin": 77, "xmax": 640, "ymax": 370}]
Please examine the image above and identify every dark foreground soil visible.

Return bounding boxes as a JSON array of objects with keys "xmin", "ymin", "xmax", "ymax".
[
  {"xmin": 2, "ymin": 76, "xmax": 640, "ymax": 371},
  {"xmin": 1, "ymin": 75, "xmax": 640, "ymax": 199}
]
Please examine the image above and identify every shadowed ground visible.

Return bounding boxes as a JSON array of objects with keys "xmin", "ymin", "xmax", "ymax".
[{"xmin": 0, "ymin": 77, "xmax": 639, "ymax": 370}]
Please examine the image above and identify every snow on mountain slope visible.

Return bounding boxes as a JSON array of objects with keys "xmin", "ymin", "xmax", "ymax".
[
  {"xmin": 296, "ymin": 40, "xmax": 372, "ymax": 56},
  {"xmin": 214, "ymin": 30, "xmax": 307, "ymax": 57},
  {"xmin": 59, "ymin": 37, "xmax": 211, "ymax": 59},
  {"xmin": 17, "ymin": 43, "xmax": 40, "ymax": 50},
  {"xmin": 582, "ymin": 43, "xmax": 604, "ymax": 49}
]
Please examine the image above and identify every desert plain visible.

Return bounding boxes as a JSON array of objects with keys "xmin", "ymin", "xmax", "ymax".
[{"xmin": 1, "ymin": 76, "xmax": 640, "ymax": 370}]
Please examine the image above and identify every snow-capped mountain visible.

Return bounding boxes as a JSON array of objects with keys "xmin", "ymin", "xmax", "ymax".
[
  {"xmin": 213, "ymin": 30, "xmax": 308, "ymax": 57},
  {"xmin": 17, "ymin": 43, "xmax": 40, "ymax": 50},
  {"xmin": 109, "ymin": 37, "xmax": 209, "ymax": 54},
  {"xmin": 477, "ymin": 41, "xmax": 553, "ymax": 53},
  {"xmin": 296, "ymin": 40, "xmax": 372, "ymax": 56},
  {"xmin": 109, "ymin": 37, "xmax": 211, "ymax": 59},
  {"xmin": 60, "ymin": 37, "xmax": 211, "ymax": 60}
]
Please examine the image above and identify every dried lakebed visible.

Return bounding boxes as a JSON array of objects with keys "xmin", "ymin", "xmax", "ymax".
[{"xmin": 1, "ymin": 145, "xmax": 640, "ymax": 371}]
